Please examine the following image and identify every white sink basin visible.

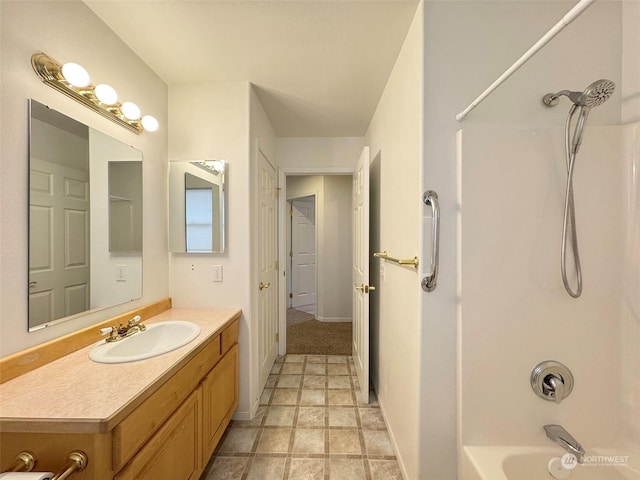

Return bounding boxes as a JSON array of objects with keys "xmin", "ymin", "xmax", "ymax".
[{"xmin": 89, "ymin": 321, "xmax": 201, "ymax": 364}]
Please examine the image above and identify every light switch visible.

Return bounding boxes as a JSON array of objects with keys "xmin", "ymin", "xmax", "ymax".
[
  {"xmin": 116, "ymin": 264, "xmax": 127, "ymax": 282},
  {"xmin": 212, "ymin": 265, "xmax": 223, "ymax": 282}
]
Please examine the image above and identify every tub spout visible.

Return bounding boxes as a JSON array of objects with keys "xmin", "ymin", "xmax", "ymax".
[{"xmin": 544, "ymin": 424, "xmax": 585, "ymax": 463}]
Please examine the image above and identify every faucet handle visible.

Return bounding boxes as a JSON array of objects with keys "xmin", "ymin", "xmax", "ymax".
[
  {"xmin": 127, "ymin": 315, "xmax": 142, "ymax": 327},
  {"xmin": 100, "ymin": 326, "xmax": 115, "ymax": 336},
  {"xmin": 99, "ymin": 326, "xmax": 119, "ymax": 341},
  {"xmin": 531, "ymin": 360, "xmax": 574, "ymax": 404},
  {"xmin": 546, "ymin": 375, "xmax": 565, "ymax": 404}
]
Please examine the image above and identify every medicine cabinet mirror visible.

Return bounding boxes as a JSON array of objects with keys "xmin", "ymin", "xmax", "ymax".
[
  {"xmin": 169, "ymin": 160, "xmax": 226, "ymax": 254},
  {"xmin": 28, "ymin": 99, "xmax": 143, "ymax": 331}
]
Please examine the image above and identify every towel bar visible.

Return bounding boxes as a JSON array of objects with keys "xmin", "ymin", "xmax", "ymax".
[
  {"xmin": 4, "ymin": 451, "xmax": 37, "ymax": 472},
  {"xmin": 373, "ymin": 251, "xmax": 419, "ymax": 269},
  {"xmin": 51, "ymin": 451, "xmax": 88, "ymax": 480}
]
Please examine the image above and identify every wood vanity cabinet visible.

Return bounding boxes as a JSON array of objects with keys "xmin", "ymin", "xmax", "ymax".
[
  {"xmin": 117, "ymin": 323, "xmax": 239, "ymax": 480},
  {"xmin": 0, "ymin": 318, "xmax": 239, "ymax": 480}
]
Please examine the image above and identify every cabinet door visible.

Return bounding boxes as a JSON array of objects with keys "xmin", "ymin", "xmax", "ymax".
[
  {"xmin": 202, "ymin": 343, "xmax": 238, "ymax": 460},
  {"xmin": 115, "ymin": 389, "xmax": 202, "ymax": 480}
]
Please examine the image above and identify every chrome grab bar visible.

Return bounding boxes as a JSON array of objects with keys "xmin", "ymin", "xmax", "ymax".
[{"xmin": 422, "ymin": 190, "xmax": 440, "ymax": 292}]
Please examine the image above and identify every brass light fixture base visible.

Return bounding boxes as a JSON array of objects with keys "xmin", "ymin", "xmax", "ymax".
[{"xmin": 31, "ymin": 52, "xmax": 143, "ymax": 134}]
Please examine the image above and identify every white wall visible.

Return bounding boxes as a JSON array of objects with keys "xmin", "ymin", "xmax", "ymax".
[
  {"xmin": 0, "ymin": 0, "xmax": 168, "ymax": 357},
  {"xmin": 277, "ymin": 137, "xmax": 364, "ymax": 170},
  {"xmin": 287, "ymin": 175, "xmax": 352, "ymax": 322},
  {"xmin": 321, "ymin": 176, "xmax": 352, "ymax": 321},
  {"xmin": 365, "ymin": 3, "xmax": 423, "ymax": 479},
  {"xmin": 168, "ymin": 81, "xmax": 258, "ymax": 418}
]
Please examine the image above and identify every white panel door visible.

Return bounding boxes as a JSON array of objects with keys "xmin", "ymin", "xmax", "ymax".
[
  {"xmin": 258, "ymin": 150, "xmax": 279, "ymax": 390},
  {"xmin": 29, "ymin": 158, "xmax": 89, "ymax": 326},
  {"xmin": 291, "ymin": 198, "xmax": 316, "ymax": 309},
  {"xmin": 352, "ymin": 146, "xmax": 371, "ymax": 404}
]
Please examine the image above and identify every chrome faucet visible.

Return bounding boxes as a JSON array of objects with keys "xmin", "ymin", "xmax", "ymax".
[
  {"xmin": 544, "ymin": 424, "xmax": 585, "ymax": 463},
  {"xmin": 100, "ymin": 315, "xmax": 146, "ymax": 342}
]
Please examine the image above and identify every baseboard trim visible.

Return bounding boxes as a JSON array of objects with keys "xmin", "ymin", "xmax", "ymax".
[
  {"xmin": 232, "ymin": 410, "xmax": 253, "ymax": 421},
  {"xmin": 316, "ymin": 316, "xmax": 352, "ymax": 323},
  {"xmin": 377, "ymin": 391, "xmax": 410, "ymax": 480}
]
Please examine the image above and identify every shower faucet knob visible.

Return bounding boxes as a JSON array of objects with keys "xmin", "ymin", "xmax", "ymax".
[
  {"xmin": 544, "ymin": 374, "xmax": 566, "ymax": 404},
  {"xmin": 531, "ymin": 360, "xmax": 574, "ymax": 404}
]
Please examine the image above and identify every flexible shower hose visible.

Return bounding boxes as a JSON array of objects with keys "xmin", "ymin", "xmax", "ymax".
[{"xmin": 561, "ymin": 104, "xmax": 583, "ymax": 298}]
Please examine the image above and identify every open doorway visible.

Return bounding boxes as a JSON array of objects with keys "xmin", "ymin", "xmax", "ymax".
[{"xmin": 281, "ymin": 174, "xmax": 353, "ymax": 355}]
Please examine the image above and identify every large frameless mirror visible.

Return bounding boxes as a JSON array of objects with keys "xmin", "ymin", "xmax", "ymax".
[
  {"xmin": 28, "ymin": 99, "xmax": 143, "ymax": 331},
  {"xmin": 169, "ymin": 160, "xmax": 226, "ymax": 254}
]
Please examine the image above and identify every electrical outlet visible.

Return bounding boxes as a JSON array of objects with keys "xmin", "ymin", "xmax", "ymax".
[
  {"xmin": 212, "ymin": 265, "xmax": 223, "ymax": 282},
  {"xmin": 116, "ymin": 264, "xmax": 127, "ymax": 282}
]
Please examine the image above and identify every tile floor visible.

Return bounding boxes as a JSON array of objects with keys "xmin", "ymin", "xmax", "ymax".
[{"xmin": 201, "ymin": 354, "xmax": 403, "ymax": 480}]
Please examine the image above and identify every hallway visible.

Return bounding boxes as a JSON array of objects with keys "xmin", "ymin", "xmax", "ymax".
[
  {"xmin": 286, "ymin": 309, "xmax": 352, "ymax": 356},
  {"xmin": 202, "ymin": 355, "xmax": 402, "ymax": 480}
]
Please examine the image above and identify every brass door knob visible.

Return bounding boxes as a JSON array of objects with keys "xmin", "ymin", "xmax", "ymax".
[
  {"xmin": 354, "ymin": 284, "xmax": 376, "ymax": 294},
  {"xmin": 259, "ymin": 282, "xmax": 271, "ymax": 291}
]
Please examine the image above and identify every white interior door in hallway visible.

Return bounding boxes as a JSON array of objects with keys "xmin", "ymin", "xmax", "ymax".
[
  {"xmin": 258, "ymin": 149, "xmax": 279, "ymax": 390},
  {"xmin": 352, "ymin": 146, "xmax": 371, "ymax": 404},
  {"xmin": 289, "ymin": 196, "xmax": 316, "ymax": 311}
]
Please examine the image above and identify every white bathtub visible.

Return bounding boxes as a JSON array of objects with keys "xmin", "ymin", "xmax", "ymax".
[{"xmin": 461, "ymin": 446, "xmax": 640, "ymax": 480}]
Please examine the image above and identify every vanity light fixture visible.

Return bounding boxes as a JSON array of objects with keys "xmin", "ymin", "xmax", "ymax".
[
  {"xmin": 195, "ymin": 160, "xmax": 225, "ymax": 175},
  {"xmin": 31, "ymin": 52, "xmax": 158, "ymax": 135}
]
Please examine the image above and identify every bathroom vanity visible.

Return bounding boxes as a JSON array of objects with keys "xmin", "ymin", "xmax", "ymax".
[{"xmin": 0, "ymin": 304, "xmax": 240, "ymax": 480}]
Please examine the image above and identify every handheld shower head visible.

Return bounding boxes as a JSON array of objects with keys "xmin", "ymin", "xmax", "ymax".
[
  {"xmin": 581, "ymin": 79, "xmax": 616, "ymax": 107},
  {"xmin": 543, "ymin": 79, "xmax": 615, "ymax": 108}
]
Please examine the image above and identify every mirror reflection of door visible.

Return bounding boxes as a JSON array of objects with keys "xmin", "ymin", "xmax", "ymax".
[
  {"xmin": 29, "ymin": 154, "xmax": 90, "ymax": 326},
  {"xmin": 184, "ymin": 172, "xmax": 221, "ymax": 253},
  {"xmin": 289, "ymin": 196, "xmax": 316, "ymax": 314}
]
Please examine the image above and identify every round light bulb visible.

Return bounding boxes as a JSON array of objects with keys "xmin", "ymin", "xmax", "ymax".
[
  {"xmin": 61, "ymin": 62, "xmax": 90, "ymax": 88},
  {"xmin": 121, "ymin": 101, "xmax": 141, "ymax": 120},
  {"xmin": 141, "ymin": 115, "xmax": 159, "ymax": 132},
  {"xmin": 94, "ymin": 84, "xmax": 118, "ymax": 105}
]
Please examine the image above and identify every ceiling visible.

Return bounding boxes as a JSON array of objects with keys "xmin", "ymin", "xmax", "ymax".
[{"xmin": 84, "ymin": 0, "xmax": 420, "ymax": 137}]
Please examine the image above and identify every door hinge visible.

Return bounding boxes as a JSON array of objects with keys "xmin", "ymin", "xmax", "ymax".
[
  {"xmin": 289, "ymin": 208, "xmax": 293, "ymax": 217},
  {"xmin": 276, "ymin": 332, "xmax": 279, "ymax": 341},
  {"xmin": 289, "ymin": 293, "xmax": 293, "ymax": 299},
  {"xmin": 289, "ymin": 251, "xmax": 293, "ymax": 257},
  {"xmin": 275, "ymin": 187, "xmax": 281, "ymax": 199},
  {"xmin": 275, "ymin": 260, "xmax": 279, "ymax": 270}
]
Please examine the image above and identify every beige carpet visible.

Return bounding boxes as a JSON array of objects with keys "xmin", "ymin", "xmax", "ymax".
[{"xmin": 286, "ymin": 308, "xmax": 352, "ymax": 355}]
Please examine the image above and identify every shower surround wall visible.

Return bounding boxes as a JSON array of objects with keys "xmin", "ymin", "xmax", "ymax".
[
  {"xmin": 458, "ymin": 125, "xmax": 628, "ymax": 452},
  {"xmin": 421, "ymin": 1, "xmax": 635, "ymax": 477},
  {"xmin": 621, "ymin": 122, "xmax": 640, "ymax": 467}
]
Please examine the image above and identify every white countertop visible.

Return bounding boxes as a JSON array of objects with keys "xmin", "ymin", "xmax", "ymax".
[{"xmin": 0, "ymin": 308, "xmax": 241, "ymax": 434}]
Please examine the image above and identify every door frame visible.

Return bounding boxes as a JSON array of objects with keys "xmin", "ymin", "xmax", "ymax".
[{"xmin": 277, "ymin": 166, "xmax": 354, "ymax": 355}]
